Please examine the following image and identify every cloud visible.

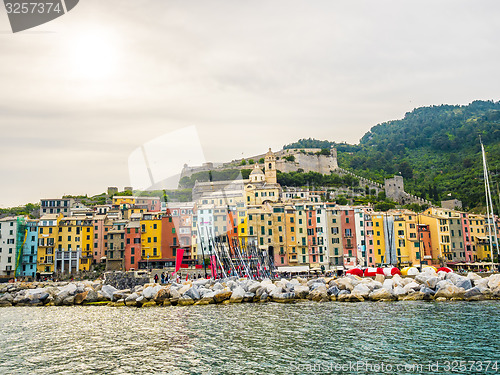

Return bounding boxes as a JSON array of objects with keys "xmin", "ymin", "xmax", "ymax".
[{"xmin": 1, "ymin": 0, "xmax": 500, "ymax": 205}]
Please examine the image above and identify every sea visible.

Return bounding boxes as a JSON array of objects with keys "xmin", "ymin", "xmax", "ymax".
[{"xmin": 1, "ymin": 301, "xmax": 499, "ymax": 374}]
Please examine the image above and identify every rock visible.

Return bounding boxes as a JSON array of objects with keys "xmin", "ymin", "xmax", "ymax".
[
  {"xmin": 229, "ymin": 286, "xmax": 245, "ymax": 303},
  {"xmin": 83, "ymin": 290, "xmax": 100, "ymax": 303},
  {"xmin": 74, "ymin": 291, "xmax": 88, "ymax": 305},
  {"xmin": 434, "ymin": 285, "xmax": 465, "ymax": 299},
  {"xmin": 488, "ymin": 274, "xmax": 500, "ymax": 290},
  {"xmin": 59, "ymin": 283, "xmax": 78, "ymax": 296},
  {"xmin": 259, "ymin": 292, "xmax": 269, "ymax": 302},
  {"xmin": 425, "ymin": 277, "xmax": 439, "ymax": 290},
  {"xmin": 403, "ymin": 282, "xmax": 420, "ymax": 293},
  {"xmin": 415, "ymin": 274, "xmax": 430, "ymax": 285},
  {"xmin": 242, "ymin": 292, "xmax": 255, "ymax": 302},
  {"xmin": 466, "ymin": 272, "xmax": 482, "ymax": 281},
  {"xmin": 382, "ymin": 279, "xmax": 393, "ymax": 291},
  {"xmin": 265, "ymin": 284, "xmax": 277, "ymax": 294},
  {"xmin": 212, "ymin": 282, "xmax": 223, "ymax": 291},
  {"xmin": 62, "ymin": 295, "xmax": 75, "ymax": 306},
  {"xmin": 336, "ymin": 278, "xmax": 354, "ymax": 291},
  {"xmin": 125, "ymin": 293, "xmax": 139, "ymax": 306},
  {"xmin": 272, "ymin": 292, "xmax": 296, "ymax": 303},
  {"xmin": 393, "ymin": 286, "xmax": 406, "ymax": 298},
  {"xmin": 112, "ymin": 289, "xmax": 131, "ymax": 302},
  {"xmin": 464, "ymin": 287, "xmax": 483, "ymax": 300},
  {"xmin": 184, "ymin": 287, "xmax": 201, "ymax": 301},
  {"xmin": 353, "ymin": 284, "xmax": 371, "ymax": 298},
  {"xmin": 101, "ymin": 285, "xmax": 118, "ymax": 300},
  {"xmin": 143, "ymin": 285, "xmax": 161, "ymax": 300},
  {"xmin": 247, "ymin": 281, "xmax": 262, "ymax": 294},
  {"xmin": 141, "ymin": 301, "xmax": 157, "ymax": 308},
  {"xmin": 199, "ymin": 291, "xmax": 215, "ymax": 304},
  {"xmin": 347, "ymin": 291, "xmax": 365, "ymax": 302},
  {"xmin": 327, "ymin": 286, "xmax": 340, "ymax": 297},
  {"xmin": 456, "ymin": 278, "xmax": 473, "ymax": 291},
  {"xmin": 136, "ymin": 295, "xmax": 146, "ymax": 306},
  {"xmin": 375, "ymin": 274, "xmax": 385, "ymax": 283},
  {"xmin": 435, "ymin": 297, "xmax": 447, "ymax": 302},
  {"xmin": 0, "ymin": 300, "xmax": 12, "ymax": 307},
  {"xmin": 177, "ymin": 285, "xmax": 190, "ymax": 296},
  {"xmin": 392, "ymin": 274, "xmax": 403, "ymax": 287},
  {"xmin": 154, "ymin": 288, "xmax": 171, "ymax": 303},
  {"xmin": 307, "ymin": 285, "xmax": 328, "ymax": 302},
  {"xmin": 0, "ymin": 293, "xmax": 14, "ymax": 303},
  {"xmin": 369, "ymin": 288, "xmax": 393, "ymax": 301},
  {"xmin": 214, "ymin": 290, "xmax": 232, "ymax": 303},
  {"xmin": 192, "ymin": 278, "xmax": 210, "ymax": 287},
  {"xmin": 255, "ymin": 287, "xmax": 266, "ymax": 298},
  {"xmin": 402, "ymin": 291, "xmax": 425, "ymax": 301},
  {"xmin": 178, "ymin": 296, "xmax": 195, "ymax": 306}
]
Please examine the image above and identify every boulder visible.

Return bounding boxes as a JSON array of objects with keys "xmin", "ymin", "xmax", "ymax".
[
  {"xmin": 62, "ymin": 295, "xmax": 75, "ymax": 306},
  {"xmin": 425, "ymin": 277, "xmax": 439, "ymax": 290},
  {"xmin": 272, "ymin": 292, "xmax": 296, "ymax": 303},
  {"xmin": 184, "ymin": 287, "xmax": 201, "ymax": 301},
  {"xmin": 307, "ymin": 285, "xmax": 328, "ymax": 302},
  {"xmin": 74, "ymin": 291, "xmax": 88, "ymax": 305},
  {"xmin": 488, "ymin": 274, "xmax": 500, "ymax": 290},
  {"xmin": 141, "ymin": 301, "xmax": 157, "ymax": 308},
  {"xmin": 125, "ymin": 293, "xmax": 140, "ymax": 306},
  {"xmin": 382, "ymin": 279, "xmax": 393, "ymax": 291},
  {"xmin": 293, "ymin": 285, "xmax": 310, "ymax": 299},
  {"xmin": 143, "ymin": 285, "xmax": 162, "ymax": 300},
  {"xmin": 101, "ymin": 285, "xmax": 118, "ymax": 300},
  {"xmin": 0, "ymin": 293, "xmax": 13, "ymax": 303},
  {"xmin": 178, "ymin": 296, "xmax": 195, "ymax": 306},
  {"xmin": 259, "ymin": 292, "xmax": 269, "ymax": 302},
  {"xmin": 464, "ymin": 287, "xmax": 483, "ymax": 300},
  {"xmin": 375, "ymin": 274, "xmax": 385, "ymax": 283},
  {"xmin": 336, "ymin": 278, "xmax": 354, "ymax": 291},
  {"xmin": 327, "ymin": 286, "xmax": 340, "ymax": 297},
  {"xmin": 307, "ymin": 278, "xmax": 325, "ymax": 287},
  {"xmin": 466, "ymin": 272, "xmax": 482, "ymax": 281},
  {"xmin": 403, "ymin": 282, "xmax": 420, "ymax": 293},
  {"xmin": 154, "ymin": 288, "xmax": 171, "ymax": 303},
  {"xmin": 347, "ymin": 291, "xmax": 364, "ymax": 302},
  {"xmin": 456, "ymin": 278, "xmax": 473, "ymax": 291},
  {"xmin": 83, "ymin": 290, "xmax": 100, "ymax": 303},
  {"xmin": 243, "ymin": 292, "xmax": 255, "ymax": 302},
  {"xmin": 59, "ymin": 283, "xmax": 78, "ymax": 296},
  {"xmin": 369, "ymin": 288, "xmax": 393, "ymax": 301},
  {"xmin": 214, "ymin": 290, "xmax": 232, "ymax": 303},
  {"xmin": 247, "ymin": 281, "xmax": 262, "ymax": 294},
  {"xmin": 434, "ymin": 285, "xmax": 466, "ymax": 299},
  {"xmin": 402, "ymin": 291, "xmax": 425, "ymax": 301},
  {"xmin": 229, "ymin": 286, "xmax": 245, "ymax": 303},
  {"xmin": 352, "ymin": 284, "xmax": 371, "ymax": 298},
  {"xmin": 393, "ymin": 286, "xmax": 407, "ymax": 298}
]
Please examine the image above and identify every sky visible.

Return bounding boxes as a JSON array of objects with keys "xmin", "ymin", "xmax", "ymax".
[{"xmin": 1, "ymin": 0, "xmax": 500, "ymax": 207}]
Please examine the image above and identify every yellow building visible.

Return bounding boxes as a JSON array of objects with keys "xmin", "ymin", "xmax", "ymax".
[
  {"xmin": 468, "ymin": 214, "xmax": 489, "ymax": 260},
  {"xmin": 140, "ymin": 213, "xmax": 162, "ymax": 260},
  {"xmin": 37, "ymin": 214, "xmax": 61, "ymax": 275},
  {"xmin": 371, "ymin": 213, "xmax": 386, "ymax": 265},
  {"xmin": 56, "ymin": 217, "xmax": 93, "ymax": 273},
  {"xmin": 294, "ymin": 205, "xmax": 309, "ymax": 265}
]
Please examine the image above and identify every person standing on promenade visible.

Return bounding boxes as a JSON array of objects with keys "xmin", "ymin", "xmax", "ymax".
[
  {"xmin": 154, "ymin": 273, "xmax": 159, "ymax": 283},
  {"xmin": 161, "ymin": 273, "xmax": 165, "ymax": 284}
]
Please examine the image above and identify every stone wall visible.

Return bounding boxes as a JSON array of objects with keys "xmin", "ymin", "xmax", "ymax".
[{"xmin": 103, "ymin": 271, "xmax": 150, "ymax": 290}]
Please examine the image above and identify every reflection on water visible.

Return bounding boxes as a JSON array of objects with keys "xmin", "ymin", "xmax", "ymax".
[{"xmin": 1, "ymin": 301, "xmax": 499, "ymax": 374}]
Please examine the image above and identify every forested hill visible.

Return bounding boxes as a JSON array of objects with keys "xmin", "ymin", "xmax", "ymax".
[{"xmin": 284, "ymin": 100, "xmax": 500, "ymax": 211}]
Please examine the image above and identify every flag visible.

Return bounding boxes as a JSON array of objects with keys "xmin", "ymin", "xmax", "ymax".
[
  {"xmin": 210, "ymin": 255, "xmax": 217, "ymax": 278},
  {"xmin": 175, "ymin": 248, "xmax": 185, "ymax": 273}
]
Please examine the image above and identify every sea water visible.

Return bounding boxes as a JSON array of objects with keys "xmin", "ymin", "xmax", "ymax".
[{"xmin": 1, "ymin": 301, "xmax": 499, "ymax": 374}]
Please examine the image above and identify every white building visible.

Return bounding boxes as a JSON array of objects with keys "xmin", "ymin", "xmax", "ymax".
[{"xmin": 0, "ymin": 217, "xmax": 17, "ymax": 278}]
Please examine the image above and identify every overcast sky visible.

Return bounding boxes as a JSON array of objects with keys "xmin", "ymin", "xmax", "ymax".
[{"xmin": 1, "ymin": 0, "xmax": 499, "ymax": 207}]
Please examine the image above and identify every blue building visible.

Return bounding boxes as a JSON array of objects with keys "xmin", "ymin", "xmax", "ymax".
[{"xmin": 15, "ymin": 218, "xmax": 38, "ymax": 279}]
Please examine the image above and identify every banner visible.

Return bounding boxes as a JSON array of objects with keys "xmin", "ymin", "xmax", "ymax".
[
  {"xmin": 210, "ymin": 255, "xmax": 217, "ymax": 278},
  {"xmin": 175, "ymin": 248, "xmax": 185, "ymax": 273}
]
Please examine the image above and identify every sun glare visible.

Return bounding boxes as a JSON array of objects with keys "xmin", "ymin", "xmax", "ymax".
[{"xmin": 69, "ymin": 30, "xmax": 117, "ymax": 80}]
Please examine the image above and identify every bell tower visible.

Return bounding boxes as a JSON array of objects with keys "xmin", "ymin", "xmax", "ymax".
[{"xmin": 264, "ymin": 148, "xmax": 277, "ymax": 184}]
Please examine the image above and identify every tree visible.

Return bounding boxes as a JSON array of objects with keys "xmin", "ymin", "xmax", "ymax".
[
  {"xmin": 398, "ymin": 161, "xmax": 413, "ymax": 179},
  {"xmin": 240, "ymin": 160, "xmax": 247, "ymax": 166},
  {"xmin": 248, "ymin": 159, "xmax": 255, "ymax": 165},
  {"xmin": 258, "ymin": 158, "xmax": 264, "ymax": 163}
]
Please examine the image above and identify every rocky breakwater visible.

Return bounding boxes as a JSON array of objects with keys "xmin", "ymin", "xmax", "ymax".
[{"xmin": 1, "ymin": 270, "xmax": 500, "ymax": 307}]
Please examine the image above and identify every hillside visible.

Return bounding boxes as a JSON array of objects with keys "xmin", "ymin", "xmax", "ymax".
[{"xmin": 284, "ymin": 100, "xmax": 500, "ymax": 210}]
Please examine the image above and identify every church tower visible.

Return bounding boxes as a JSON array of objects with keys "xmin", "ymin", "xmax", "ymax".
[{"xmin": 264, "ymin": 148, "xmax": 277, "ymax": 184}]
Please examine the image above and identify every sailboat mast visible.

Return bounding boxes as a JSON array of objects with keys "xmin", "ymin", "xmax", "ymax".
[{"xmin": 481, "ymin": 141, "xmax": 499, "ymax": 271}]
